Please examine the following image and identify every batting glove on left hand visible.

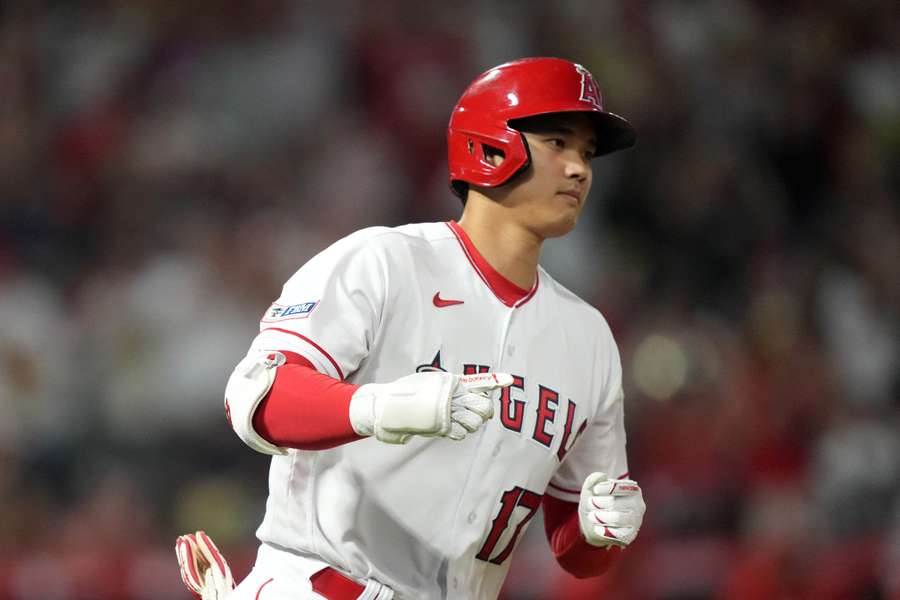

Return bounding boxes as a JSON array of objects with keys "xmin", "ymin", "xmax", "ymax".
[
  {"xmin": 578, "ymin": 472, "xmax": 646, "ymax": 548},
  {"xmin": 175, "ymin": 531, "xmax": 234, "ymax": 600}
]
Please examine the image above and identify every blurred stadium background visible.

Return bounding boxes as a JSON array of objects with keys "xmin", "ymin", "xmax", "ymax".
[{"xmin": 1, "ymin": 1, "xmax": 898, "ymax": 598}]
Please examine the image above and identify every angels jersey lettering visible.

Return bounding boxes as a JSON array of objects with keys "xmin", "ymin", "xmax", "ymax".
[{"xmin": 247, "ymin": 221, "xmax": 627, "ymax": 600}]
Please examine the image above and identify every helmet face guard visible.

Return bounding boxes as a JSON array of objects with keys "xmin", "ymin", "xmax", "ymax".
[{"xmin": 447, "ymin": 57, "xmax": 635, "ymax": 198}]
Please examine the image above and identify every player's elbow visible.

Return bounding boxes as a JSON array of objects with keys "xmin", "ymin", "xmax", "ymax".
[{"xmin": 223, "ymin": 353, "xmax": 290, "ymax": 456}]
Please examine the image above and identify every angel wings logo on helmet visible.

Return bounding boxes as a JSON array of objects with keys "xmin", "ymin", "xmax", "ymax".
[{"xmin": 574, "ymin": 64, "xmax": 603, "ymax": 109}]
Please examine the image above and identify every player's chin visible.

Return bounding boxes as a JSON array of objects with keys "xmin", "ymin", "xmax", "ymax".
[{"xmin": 540, "ymin": 213, "xmax": 579, "ymax": 238}]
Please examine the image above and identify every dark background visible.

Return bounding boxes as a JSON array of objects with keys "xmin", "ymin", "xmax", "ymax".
[{"xmin": 1, "ymin": 1, "xmax": 898, "ymax": 598}]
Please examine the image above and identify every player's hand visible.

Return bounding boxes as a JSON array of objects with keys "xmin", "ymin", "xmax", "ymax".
[
  {"xmin": 175, "ymin": 531, "xmax": 234, "ymax": 600},
  {"xmin": 578, "ymin": 472, "xmax": 645, "ymax": 548},
  {"xmin": 349, "ymin": 371, "xmax": 513, "ymax": 444}
]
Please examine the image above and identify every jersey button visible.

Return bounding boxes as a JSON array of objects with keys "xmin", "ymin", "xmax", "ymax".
[
  {"xmin": 507, "ymin": 345, "xmax": 516, "ymax": 356},
  {"xmin": 492, "ymin": 443, "xmax": 502, "ymax": 457},
  {"xmin": 467, "ymin": 512, "xmax": 477, "ymax": 524}
]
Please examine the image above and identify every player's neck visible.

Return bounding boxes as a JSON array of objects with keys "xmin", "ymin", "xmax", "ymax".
[{"xmin": 457, "ymin": 202, "xmax": 542, "ymax": 291}]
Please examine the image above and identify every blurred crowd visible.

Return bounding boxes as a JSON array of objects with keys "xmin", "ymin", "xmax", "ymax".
[{"xmin": 1, "ymin": 0, "xmax": 898, "ymax": 598}]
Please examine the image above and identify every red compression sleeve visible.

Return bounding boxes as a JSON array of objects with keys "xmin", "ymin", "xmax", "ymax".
[
  {"xmin": 250, "ymin": 351, "xmax": 364, "ymax": 450},
  {"xmin": 543, "ymin": 495, "xmax": 622, "ymax": 578}
]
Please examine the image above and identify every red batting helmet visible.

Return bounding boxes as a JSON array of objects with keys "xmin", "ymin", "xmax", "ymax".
[{"xmin": 447, "ymin": 57, "xmax": 635, "ymax": 198}]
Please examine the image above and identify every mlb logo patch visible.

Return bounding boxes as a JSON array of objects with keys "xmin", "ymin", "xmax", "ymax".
[{"xmin": 261, "ymin": 301, "xmax": 319, "ymax": 322}]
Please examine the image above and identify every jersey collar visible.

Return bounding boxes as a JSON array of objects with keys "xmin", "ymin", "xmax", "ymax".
[{"xmin": 446, "ymin": 221, "xmax": 539, "ymax": 308}]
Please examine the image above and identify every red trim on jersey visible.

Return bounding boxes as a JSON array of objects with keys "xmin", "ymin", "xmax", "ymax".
[
  {"xmin": 446, "ymin": 221, "xmax": 539, "ymax": 308},
  {"xmin": 259, "ymin": 327, "xmax": 345, "ymax": 380},
  {"xmin": 310, "ymin": 567, "xmax": 365, "ymax": 599},
  {"xmin": 543, "ymin": 495, "xmax": 622, "ymax": 578},
  {"xmin": 255, "ymin": 578, "xmax": 274, "ymax": 600},
  {"xmin": 252, "ymin": 351, "xmax": 363, "ymax": 450}
]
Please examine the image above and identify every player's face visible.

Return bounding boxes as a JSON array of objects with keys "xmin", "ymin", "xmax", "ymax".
[{"xmin": 505, "ymin": 113, "xmax": 597, "ymax": 238}]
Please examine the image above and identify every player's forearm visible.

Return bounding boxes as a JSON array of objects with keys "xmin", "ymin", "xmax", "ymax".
[
  {"xmin": 251, "ymin": 351, "xmax": 364, "ymax": 450},
  {"xmin": 543, "ymin": 495, "xmax": 621, "ymax": 578},
  {"xmin": 232, "ymin": 350, "xmax": 509, "ymax": 452}
]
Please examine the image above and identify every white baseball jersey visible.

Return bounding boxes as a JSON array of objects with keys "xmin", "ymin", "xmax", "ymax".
[{"xmin": 246, "ymin": 221, "xmax": 628, "ymax": 600}]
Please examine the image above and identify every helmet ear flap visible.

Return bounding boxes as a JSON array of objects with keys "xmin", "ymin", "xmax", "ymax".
[
  {"xmin": 451, "ymin": 139, "xmax": 516, "ymax": 200},
  {"xmin": 479, "ymin": 131, "xmax": 533, "ymax": 188},
  {"xmin": 509, "ymin": 130, "xmax": 533, "ymax": 182},
  {"xmin": 448, "ymin": 128, "xmax": 531, "ymax": 198}
]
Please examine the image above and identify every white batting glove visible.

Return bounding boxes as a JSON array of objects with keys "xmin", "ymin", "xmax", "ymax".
[
  {"xmin": 349, "ymin": 371, "xmax": 513, "ymax": 444},
  {"xmin": 578, "ymin": 472, "xmax": 646, "ymax": 548},
  {"xmin": 175, "ymin": 531, "xmax": 234, "ymax": 600}
]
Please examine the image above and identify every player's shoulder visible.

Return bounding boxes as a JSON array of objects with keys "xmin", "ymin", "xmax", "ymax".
[
  {"xmin": 334, "ymin": 221, "xmax": 452, "ymax": 245},
  {"xmin": 331, "ymin": 222, "xmax": 454, "ymax": 254},
  {"xmin": 538, "ymin": 268, "xmax": 616, "ymax": 341},
  {"xmin": 298, "ymin": 222, "xmax": 452, "ymax": 280},
  {"xmin": 368, "ymin": 221, "xmax": 456, "ymax": 245}
]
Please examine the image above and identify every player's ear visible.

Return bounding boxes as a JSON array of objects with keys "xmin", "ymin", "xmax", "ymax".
[{"xmin": 483, "ymin": 144, "xmax": 506, "ymax": 167}]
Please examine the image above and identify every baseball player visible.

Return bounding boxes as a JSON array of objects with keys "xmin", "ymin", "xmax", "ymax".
[{"xmin": 177, "ymin": 57, "xmax": 645, "ymax": 600}]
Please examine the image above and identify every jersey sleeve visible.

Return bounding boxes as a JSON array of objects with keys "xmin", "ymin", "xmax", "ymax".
[
  {"xmin": 547, "ymin": 331, "xmax": 629, "ymax": 503},
  {"xmin": 248, "ymin": 231, "xmax": 389, "ymax": 380}
]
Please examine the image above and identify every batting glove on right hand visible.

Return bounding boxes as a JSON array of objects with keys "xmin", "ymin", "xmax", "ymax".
[
  {"xmin": 578, "ymin": 472, "xmax": 646, "ymax": 548},
  {"xmin": 349, "ymin": 371, "xmax": 513, "ymax": 444},
  {"xmin": 175, "ymin": 531, "xmax": 234, "ymax": 600}
]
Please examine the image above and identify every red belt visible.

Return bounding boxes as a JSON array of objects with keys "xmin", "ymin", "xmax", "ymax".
[{"xmin": 310, "ymin": 567, "xmax": 365, "ymax": 599}]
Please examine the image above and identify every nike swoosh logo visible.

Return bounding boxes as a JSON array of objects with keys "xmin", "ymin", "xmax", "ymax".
[{"xmin": 433, "ymin": 292, "xmax": 464, "ymax": 308}]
